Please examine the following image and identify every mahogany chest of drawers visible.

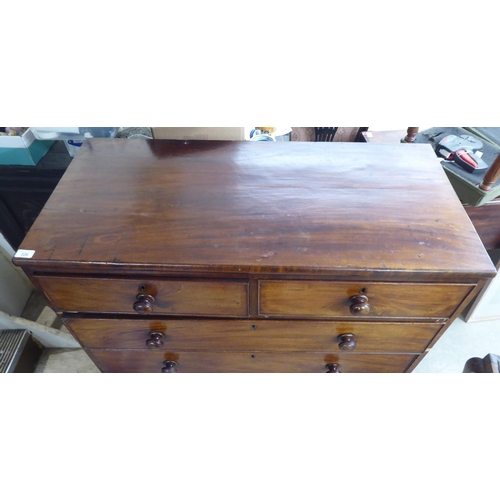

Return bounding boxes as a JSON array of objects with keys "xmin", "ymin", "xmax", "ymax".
[{"xmin": 13, "ymin": 139, "xmax": 496, "ymax": 372}]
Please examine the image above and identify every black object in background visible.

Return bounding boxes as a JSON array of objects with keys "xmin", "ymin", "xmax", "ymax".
[{"xmin": 0, "ymin": 141, "xmax": 71, "ymax": 251}]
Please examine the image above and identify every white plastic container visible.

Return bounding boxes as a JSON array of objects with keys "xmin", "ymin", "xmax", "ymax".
[
  {"xmin": 64, "ymin": 139, "xmax": 85, "ymax": 157},
  {"xmin": 30, "ymin": 128, "xmax": 119, "ymax": 157},
  {"xmin": 30, "ymin": 127, "xmax": 118, "ymax": 140}
]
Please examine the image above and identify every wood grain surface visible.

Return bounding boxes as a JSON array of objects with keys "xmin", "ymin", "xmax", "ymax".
[
  {"xmin": 12, "ymin": 139, "xmax": 497, "ymax": 373},
  {"xmin": 38, "ymin": 276, "xmax": 248, "ymax": 316},
  {"xmin": 87, "ymin": 348, "xmax": 417, "ymax": 373},
  {"xmin": 65, "ymin": 318, "xmax": 441, "ymax": 353},
  {"xmin": 259, "ymin": 280, "xmax": 474, "ymax": 319},
  {"xmin": 13, "ymin": 139, "xmax": 496, "ymax": 279},
  {"xmin": 464, "ymin": 200, "xmax": 500, "ymax": 250}
]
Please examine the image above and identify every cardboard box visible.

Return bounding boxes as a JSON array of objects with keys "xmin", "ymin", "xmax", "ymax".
[
  {"xmin": 0, "ymin": 128, "xmax": 54, "ymax": 166},
  {"xmin": 152, "ymin": 127, "xmax": 245, "ymax": 141}
]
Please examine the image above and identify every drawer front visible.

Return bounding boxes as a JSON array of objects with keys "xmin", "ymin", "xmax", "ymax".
[
  {"xmin": 67, "ymin": 318, "xmax": 441, "ymax": 353},
  {"xmin": 87, "ymin": 349, "xmax": 417, "ymax": 373},
  {"xmin": 38, "ymin": 276, "xmax": 248, "ymax": 317},
  {"xmin": 259, "ymin": 281, "xmax": 474, "ymax": 319}
]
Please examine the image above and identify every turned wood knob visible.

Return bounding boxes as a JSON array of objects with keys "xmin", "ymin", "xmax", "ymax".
[
  {"xmin": 326, "ymin": 363, "xmax": 341, "ymax": 373},
  {"xmin": 348, "ymin": 294, "xmax": 371, "ymax": 315},
  {"xmin": 161, "ymin": 361, "xmax": 177, "ymax": 373},
  {"xmin": 133, "ymin": 293, "xmax": 155, "ymax": 314},
  {"xmin": 145, "ymin": 331, "xmax": 164, "ymax": 349},
  {"xmin": 402, "ymin": 127, "xmax": 419, "ymax": 143},
  {"xmin": 479, "ymin": 154, "xmax": 500, "ymax": 192},
  {"xmin": 338, "ymin": 333, "xmax": 357, "ymax": 351}
]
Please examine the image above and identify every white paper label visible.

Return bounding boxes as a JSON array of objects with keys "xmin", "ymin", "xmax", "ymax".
[{"xmin": 15, "ymin": 249, "xmax": 35, "ymax": 258}]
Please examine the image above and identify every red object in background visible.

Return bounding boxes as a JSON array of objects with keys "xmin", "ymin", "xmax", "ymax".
[{"xmin": 456, "ymin": 149, "xmax": 478, "ymax": 169}]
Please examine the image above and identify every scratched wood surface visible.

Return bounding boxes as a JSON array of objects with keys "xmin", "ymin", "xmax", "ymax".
[
  {"xmin": 464, "ymin": 200, "xmax": 500, "ymax": 251},
  {"xmin": 66, "ymin": 318, "xmax": 441, "ymax": 353},
  {"xmin": 14, "ymin": 139, "xmax": 496, "ymax": 278},
  {"xmin": 259, "ymin": 281, "xmax": 473, "ymax": 319},
  {"xmin": 87, "ymin": 348, "xmax": 417, "ymax": 373},
  {"xmin": 37, "ymin": 276, "xmax": 248, "ymax": 316}
]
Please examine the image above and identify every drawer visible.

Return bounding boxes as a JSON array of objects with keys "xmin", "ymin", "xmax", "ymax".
[
  {"xmin": 37, "ymin": 276, "xmax": 248, "ymax": 317},
  {"xmin": 87, "ymin": 349, "xmax": 417, "ymax": 373},
  {"xmin": 259, "ymin": 280, "xmax": 474, "ymax": 319},
  {"xmin": 66, "ymin": 318, "xmax": 441, "ymax": 353}
]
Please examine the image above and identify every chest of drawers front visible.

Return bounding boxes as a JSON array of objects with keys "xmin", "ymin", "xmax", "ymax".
[
  {"xmin": 14, "ymin": 139, "xmax": 496, "ymax": 372},
  {"xmin": 32, "ymin": 274, "xmax": 480, "ymax": 373}
]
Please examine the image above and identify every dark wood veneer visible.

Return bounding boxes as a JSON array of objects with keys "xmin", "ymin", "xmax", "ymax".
[
  {"xmin": 64, "ymin": 318, "xmax": 442, "ymax": 353},
  {"xmin": 87, "ymin": 349, "xmax": 417, "ymax": 373},
  {"xmin": 13, "ymin": 139, "xmax": 496, "ymax": 372}
]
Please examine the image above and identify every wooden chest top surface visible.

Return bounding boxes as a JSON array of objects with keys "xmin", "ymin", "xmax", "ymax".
[{"xmin": 14, "ymin": 139, "xmax": 496, "ymax": 279}]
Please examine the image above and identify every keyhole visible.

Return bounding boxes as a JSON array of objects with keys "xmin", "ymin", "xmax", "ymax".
[
  {"xmin": 251, "ymin": 325, "xmax": 256, "ymax": 330},
  {"xmin": 251, "ymin": 355, "xmax": 255, "ymax": 358},
  {"xmin": 139, "ymin": 285, "xmax": 147, "ymax": 292}
]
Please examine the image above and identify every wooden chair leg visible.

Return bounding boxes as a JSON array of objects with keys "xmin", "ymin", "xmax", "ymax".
[
  {"xmin": 402, "ymin": 127, "xmax": 419, "ymax": 143},
  {"xmin": 479, "ymin": 154, "xmax": 500, "ymax": 192}
]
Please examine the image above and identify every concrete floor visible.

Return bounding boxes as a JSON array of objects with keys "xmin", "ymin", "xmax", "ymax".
[
  {"xmin": 412, "ymin": 316, "xmax": 500, "ymax": 372},
  {"xmin": 34, "ymin": 315, "xmax": 500, "ymax": 373},
  {"xmin": 35, "ymin": 348, "xmax": 100, "ymax": 373}
]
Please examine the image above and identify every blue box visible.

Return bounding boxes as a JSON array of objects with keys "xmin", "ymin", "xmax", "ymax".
[{"xmin": 0, "ymin": 128, "xmax": 54, "ymax": 166}]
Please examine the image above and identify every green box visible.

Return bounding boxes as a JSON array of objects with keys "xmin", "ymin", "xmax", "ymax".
[{"xmin": 0, "ymin": 128, "xmax": 54, "ymax": 166}]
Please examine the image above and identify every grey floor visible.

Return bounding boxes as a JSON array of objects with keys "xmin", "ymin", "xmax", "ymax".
[
  {"xmin": 412, "ymin": 316, "xmax": 500, "ymax": 372},
  {"xmin": 35, "ymin": 348, "xmax": 100, "ymax": 373},
  {"xmin": 34, "ymin": 315, "xmax": 500, "ymax": 373}
]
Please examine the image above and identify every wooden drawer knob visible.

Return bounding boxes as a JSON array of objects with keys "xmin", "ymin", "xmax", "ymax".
[
  {"xmin": 145, "ymin": 332, "xmax": 164, "ymax": 349},
  {"xmin": 338, "ymin": 333, "xmax": 357, "ymax": 351},
  {"xmin": 326, "ymin": 363, "xmax": 341, "ymax": 373},
  {"xmin": 162, "ymin": 361, "xmax": 177, "ymax": 373},
  {"xmin": 348, "ymin": 294, "xmax": 371, "ymax": 315},
  {"xmin": 133, "ymin": 293, "xmax": 155, "ymax": 314}
]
